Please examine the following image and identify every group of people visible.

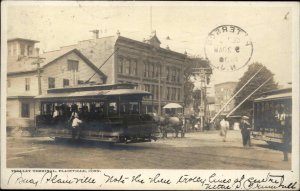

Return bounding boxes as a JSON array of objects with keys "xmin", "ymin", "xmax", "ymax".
[
  {"xmin": 53, "ymin": 108, "xmax": 83, "ymax": 141},
  {"xmin": 219, "ymin": 115, "xmax": 251, "ymax": 146},
  {"xmin": 219, "ymin": 114, "xmax": 291, "ymax": 161}
]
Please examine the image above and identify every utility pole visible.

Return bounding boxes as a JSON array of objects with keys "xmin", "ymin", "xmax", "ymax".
[
  {"xmin": 30, "ymin": 50, "xmax": 45, "ymax": 95},
  {"xmin": 191, "ymin": 67, "xmax": 211, "ymax": 131},
  {"xmin": 158, "ymin": 75, "xmax": 167, "ymax": 115},
  {"xmin": 158, "ymin": 76, "xmax": 161, "ymax": 115}
]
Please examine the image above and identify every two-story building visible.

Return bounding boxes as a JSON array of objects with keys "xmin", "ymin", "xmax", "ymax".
[{"xmin": 7, "ymin": 38, "xmax": 106, "ymax": 129}]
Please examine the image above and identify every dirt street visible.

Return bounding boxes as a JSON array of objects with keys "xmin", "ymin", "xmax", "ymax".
[{"xmin": 6, "ymin": 130, "xmax": 291, "ymax": 169}]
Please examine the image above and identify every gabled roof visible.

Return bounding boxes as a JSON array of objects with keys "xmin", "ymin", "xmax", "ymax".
[
  {"xmin": 41, "ymin": 49, "xmax": 107, "ymax": 80},
  {"xmin": 7, "ymin": 49, "xmax": 107, "ymax": 81}
]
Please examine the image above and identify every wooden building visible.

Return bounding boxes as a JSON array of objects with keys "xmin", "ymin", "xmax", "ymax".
[{"xmin": 7, "ymin": 38, "xmax": 106, "ymax": 129}]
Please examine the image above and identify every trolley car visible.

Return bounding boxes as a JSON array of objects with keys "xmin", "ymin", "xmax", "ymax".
[
  {"xmin": 34, "ymin": 83, "xmax": 158, "ymax": 143},
  {"xmin": 252, "ymin": 87, "xmax": 292, "ymax": 145}
]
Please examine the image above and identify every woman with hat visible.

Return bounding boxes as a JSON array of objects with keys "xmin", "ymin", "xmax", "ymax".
[{"xmin": 240, "ymin": 116, "xmax": 251, "ymax": 147}]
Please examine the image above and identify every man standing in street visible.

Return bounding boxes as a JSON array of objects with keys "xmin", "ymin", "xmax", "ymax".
[
  {"xmin": 220, "ymin": 116, "xmax": 229, "ymax": 142},
  {"xmin": 280, "ymin": 108, "xmax": 291, "ymax": 161},
  {"xmin": 240, "ymin": 116, "xmax": 251, "ymax": 147},
  {"xmin": 72, "ymin": 114, "xmax": 82, "ymax": 142}
]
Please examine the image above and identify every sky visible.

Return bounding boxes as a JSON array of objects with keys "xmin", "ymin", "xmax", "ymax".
[{"xmin": 4, "ymin": 1, "xmax": 296, "ymax": 94}]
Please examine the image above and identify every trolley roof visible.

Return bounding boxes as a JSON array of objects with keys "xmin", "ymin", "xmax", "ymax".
[
  {"xmin": 46, "ymin": 83, "xmax": 136, "ymax": 93},
  {"xmin": 35, "ymin": 89, "xmax": 151, "ymax": 100},
  {"xmin": 254, "ymin": 91, "xmax": 292, "ymax": 102}
]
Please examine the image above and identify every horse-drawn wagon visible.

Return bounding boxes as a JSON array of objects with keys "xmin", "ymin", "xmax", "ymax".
[{"xmin": 151, "ymin": 103, "xmax": 185, "ymax": 138}]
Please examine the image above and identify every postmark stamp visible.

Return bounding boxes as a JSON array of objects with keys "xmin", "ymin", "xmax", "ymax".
[{"xmin": 204, "ymin": 25, "xmax": 253, "ymax": 72}]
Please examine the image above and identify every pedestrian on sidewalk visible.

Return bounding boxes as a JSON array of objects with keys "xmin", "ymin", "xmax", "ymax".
[
  {"xmin": 220, "ymin": 116, "xmax": 229, "ymax": 142},
  {"xmin": 240, "ymin": 116, "xmax": 251, "ymax": 147}
]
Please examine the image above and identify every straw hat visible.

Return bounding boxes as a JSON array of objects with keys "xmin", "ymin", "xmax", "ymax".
[{"xmin": 242, "ymin": 116, "xmax": 249, "ymax": 120}]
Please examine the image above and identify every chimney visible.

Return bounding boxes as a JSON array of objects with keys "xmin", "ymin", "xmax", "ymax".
[{"xmin": 90, "ymin": 30, "xmax": 99, "ymax": 39}]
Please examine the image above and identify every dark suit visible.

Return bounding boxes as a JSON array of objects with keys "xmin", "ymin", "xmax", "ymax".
[
  {"xmin": 282, "ymin": 116, "xmax": 291, "ymax": 161},
  {"xmin": 240, "ymin": 120, "xmax": 250, "ymax": 146}
]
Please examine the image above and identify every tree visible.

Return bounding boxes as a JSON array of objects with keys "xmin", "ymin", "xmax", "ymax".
[
  {"xmin": 233, "ymin": 62, "xmax": 278, "ymax": 116},
  {"xmin": 183, "ymin": 58, "xmax": 212, "ymax": 107}
]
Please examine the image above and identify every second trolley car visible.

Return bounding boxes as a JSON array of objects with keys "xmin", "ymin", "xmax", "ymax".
[{"xmin": 251, "ymin": 87, "xmax": 292, "ymax": 145}]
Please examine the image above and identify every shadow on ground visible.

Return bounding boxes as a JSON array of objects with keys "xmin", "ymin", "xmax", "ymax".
[{"xmin": 31, "ymin": 137, "xmax": 155, "ymax": 151}]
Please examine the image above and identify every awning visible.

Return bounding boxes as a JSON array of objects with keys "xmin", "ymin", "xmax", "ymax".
[
  {"xmin": 163, "ymin": 103, "xmax": 183, "ymax": 109},
  {"xmin": 254, "ymin": 92, "xmax": 292, "ymax": 102},
  {"xmin": 35, "ymin": 89, "xmax": 151, "ymax": 100}
]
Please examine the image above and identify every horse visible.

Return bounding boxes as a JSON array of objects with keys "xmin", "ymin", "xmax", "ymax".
[{"xmin": 148, "ymin": 113, "xmax": 184, "ymax": 138}]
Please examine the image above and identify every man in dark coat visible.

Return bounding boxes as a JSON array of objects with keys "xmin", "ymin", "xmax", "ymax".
[
  {"xmin": 280, "ymin": 109, "xmax": 291, "ymax": 161},
  {"xmin": 240, "ymin": 116, "xmax": 251, "ymax": 147}
]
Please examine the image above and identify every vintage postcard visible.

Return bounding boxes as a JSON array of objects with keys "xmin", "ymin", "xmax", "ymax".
[{"xmin": 1, "ymin": 1, "xmax": 299, "ymax": 190}]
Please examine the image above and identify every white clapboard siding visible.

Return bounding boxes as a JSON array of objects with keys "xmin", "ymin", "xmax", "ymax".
[
  {"xmin": 7, "ymin": 74, "xmax": 39, "ymax": 96},
  {"xmin": 41, "ymin": 52, "xmax": 103, "ymax": 93}
]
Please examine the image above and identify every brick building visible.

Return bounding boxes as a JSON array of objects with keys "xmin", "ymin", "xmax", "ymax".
[
  {"xmin": 59, "ymin": 31, "xmax": 187, "ymax": 114},
  {"xmin": 214, "ymin": 81, "xmax": 238, "ymax": 114}
]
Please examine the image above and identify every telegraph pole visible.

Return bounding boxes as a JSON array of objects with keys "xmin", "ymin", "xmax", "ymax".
[
  {"xmin": 30, "ymin": 51, "xmax": 45, "ymax": 95},
  {"xmin": 158, "ymin": 75, "xmax": 167, "ymax": 115},
  {"xmin": 158, "ymin": 76, "xmax": 161, "ymax": 115},
  {"xmin": 191, "ymin": 67, "xmax": 211, "ymax": 131}
]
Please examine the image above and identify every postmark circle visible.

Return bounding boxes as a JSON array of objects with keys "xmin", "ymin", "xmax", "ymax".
[{"xmin": 204, "ymin": 25, "xmax": 253, "ymax": 72}]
